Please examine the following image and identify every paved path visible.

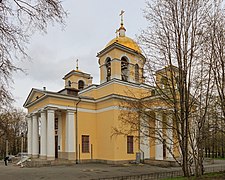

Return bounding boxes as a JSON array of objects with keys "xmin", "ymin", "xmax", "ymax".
[
  {"xmin": 0, "ymin": 160, "xmax": 225, "ymax": 180},
  {"xmin": 0, "ymin": 161, "xmax": 181, "ymax": 180}
]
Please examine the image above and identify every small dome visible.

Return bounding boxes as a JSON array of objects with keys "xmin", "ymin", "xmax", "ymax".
[{"xmin": 106, "ymin": 36, "xmax": 142, "ymax": 54}]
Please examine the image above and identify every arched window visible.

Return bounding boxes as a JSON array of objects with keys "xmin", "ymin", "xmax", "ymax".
[
  {"xmin": 105, "ymin": 57, "xmax": 111, "ymax": 81},
  {"xmin": 135, "ymin": 64, "xmax": 139, "ymax": 82},
  {"xmin": 78, "ymin": 80, "xmax": 84, "ymax": 90},
  {"xmin": 68, "ymin": 80, "xmax": 71, "ymax": 87},
  {"xmin": 121, "ymin": 57, "xmax": 129, "ymax": 81}
]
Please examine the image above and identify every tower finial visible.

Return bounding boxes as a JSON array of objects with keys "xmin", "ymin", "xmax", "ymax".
[
  {"xmin": 76, "ymin": 59, "xmax": 79, "ymax": 71},
  {"xmin": 119, "ymin": 10, "xmax": 125, "ymax": 25},
  {"xmin": 118, "ymin": 10, "xmax": 126, "ymax": 37}
]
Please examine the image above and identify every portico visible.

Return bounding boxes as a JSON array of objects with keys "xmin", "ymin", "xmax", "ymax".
[
  {"xmin": 26, "ymin": 106, "xmax": 76, "ymax": 161},
  {"xmin": 140, "ymin": 110, "xmax": 174, "ymax": 161}
]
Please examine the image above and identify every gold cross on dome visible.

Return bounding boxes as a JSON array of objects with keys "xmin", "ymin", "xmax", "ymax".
[{"xmin": 119, "ymin": 10, "xmax": 125, "ymax": 25}]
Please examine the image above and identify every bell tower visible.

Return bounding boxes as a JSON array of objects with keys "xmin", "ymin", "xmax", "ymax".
[
  {"xmin": 97, "ymin": 11, "xmax": 146, "ymax": 84},
  {"xmin": 63, "ymin": 59, "xmax": 93, "ymax": 91}
]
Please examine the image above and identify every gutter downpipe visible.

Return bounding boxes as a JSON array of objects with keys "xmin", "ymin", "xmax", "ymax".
[{"xmin": 75, "ymin": 97, "xmax": 81, "ymax": 164}]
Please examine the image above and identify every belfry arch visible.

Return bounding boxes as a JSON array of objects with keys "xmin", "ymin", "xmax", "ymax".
[
  {"xmin": 121, "ymin": 56, "xmax": 129, "ymax": 81},
  {"xmin": 105, "ymin": 57, "xmax": 111, "ymax": 81},
  {"xmin": 135, "ymin": 64, "xmax": 139, "ymax": 83},
  {"xmin": 78, "ymin": 80, "xmax": 85, "ymax": 90}
]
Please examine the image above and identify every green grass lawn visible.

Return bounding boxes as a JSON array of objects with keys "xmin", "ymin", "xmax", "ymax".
[
  {"xmin": 163, "ymin": 171, "xmax": 225, "ymax": 180},
  {"xmin": 214, "ymin": 157, "xmax": 225, "ymax": 160}
]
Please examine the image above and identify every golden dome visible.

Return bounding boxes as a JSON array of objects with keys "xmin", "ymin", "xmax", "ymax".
[{"xmin": 106, "ymin": 36, "xmax": 142, "ymax": 54}]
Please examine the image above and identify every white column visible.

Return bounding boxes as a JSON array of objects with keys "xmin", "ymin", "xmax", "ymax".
[
  {"xmin": 166, "ymin": 114, "xmax": 173, "ymax": 159},
  {"xmin": 58, "ymin": 113, "xmax": 62, "ymax": 152},
  {"xmin": 155, "ymin": 112, "xmax": 163, "ymax": 160},
  {"xmin": 47, "ymin": 109, "xmax": 55, "ymax": 160},
  {"xmin": 40, "ymin": 111, "xmax": 47, "ymax": 159},
  {"xmin": 140, "ymin": 117, "xmax": 150, "ymax": 159},
  {"xmin": 27, "ymin": 116, "xmax": 32, "ymax": 157},
  {"xmin": 66, "ymin": 111, "xmax": 75, "ymax": 160},
  {"xmin": 32, "ymin": 114, "xmax": 39, "ymax": 158}
]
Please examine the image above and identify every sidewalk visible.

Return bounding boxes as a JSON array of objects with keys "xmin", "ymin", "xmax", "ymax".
[
  {"xmin": 0, "ymin": 160, "xmax": 181, "ymax": 180},
  {"xmin": 0, "ymin": 159, "xmax": 225, "ymax": 180}
]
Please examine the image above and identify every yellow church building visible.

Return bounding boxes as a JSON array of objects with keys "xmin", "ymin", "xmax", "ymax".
[{"xmin": 23, "ymin": 14, "xmax": 176, "ymax": 164}]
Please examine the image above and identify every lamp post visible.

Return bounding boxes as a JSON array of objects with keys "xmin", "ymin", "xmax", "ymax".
[{"xmin": 21, "ymin": 132, "xmax": 24, "ymax": 168}]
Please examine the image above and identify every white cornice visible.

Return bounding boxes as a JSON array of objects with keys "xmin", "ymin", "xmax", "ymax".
[
  {"xmin": 79, "ymin": 78, "xmax": 153, "ymax": 95},
  {"xmin": 28, "ymin": 104, "xmax": 126, "ymax": 115},
  {"xmin": 24, "ymin": 90, "xmax": 94, "ymax": 108},
  {"xmin": 24, "ymin": 88, "xmax": 137, "ymax": 112}
]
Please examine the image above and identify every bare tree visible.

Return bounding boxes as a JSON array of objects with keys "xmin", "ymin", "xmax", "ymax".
[
  {"xmin": 209, "ymin": 4, "xmax": 225, "ymax": 120},
  {"xmin": 0, "ymin": 108, "xmax": 26, "ymax": 158},
  {"xmin": 0, "ymin": 0, "xmax": 67, "ymax": 108},
  {"xmin": 114, "ymin": 0, "xmax": 224, "ymax": 177},
  {"xmin": 140, "ymin": 0, "xmax": 219, "ymax": 177},
  {"xmin": 202, "ymin": 3, "xmax": 225, "ymax": 160}
]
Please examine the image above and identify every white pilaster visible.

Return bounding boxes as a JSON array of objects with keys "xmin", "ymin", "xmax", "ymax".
[
  {"xmin": 155, "ymin": 112, "xmax": 163, "ymax": 160},
  {"xmin": 57, "ymin": 113, "xmax": 62, "ymax": 152},
  {"xmin": 40, "ymin": 111, "xmax": 47, "ymax": 159},
  {"xmin": 32, "ymin": 114, "xmax": 39, "ymax": 158},
  {"xmin": 111, "ymin": 59, "xmax": 121, "ymax": 80},
  {"xmin": 166, "ymin": 114, "xmax": 173, "ymax": 159},
  {"xmin": 27, "ymin": 116, "xmax": 32, "ymax": 157},
  {"xmin": 47, "ymin": 109, "xmax": 55, "ymax": 160},
  {"xmin": 66, "ymin": 111, "xmax": 75, "ymax": 160},
  {"xmin": 140, "ymin": 117, "xmax": 150, "ymax": 159},
  {"xmin": 100, "ymin": 65, "xmax": 107, "ymax": 84}
]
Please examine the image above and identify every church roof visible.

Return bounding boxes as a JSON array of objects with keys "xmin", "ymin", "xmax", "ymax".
[
  {"xmin": 63, "ymin": 69, "xmax": 92, "ymax": 80},
  {"xmin": 106, "ymin": 36, "xmax": 142, "ymax": 54}
]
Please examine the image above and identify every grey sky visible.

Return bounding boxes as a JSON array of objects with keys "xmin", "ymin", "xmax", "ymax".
[{"xmin": 12, "ymin": 0, "xmax": 148, "ymax": 108}]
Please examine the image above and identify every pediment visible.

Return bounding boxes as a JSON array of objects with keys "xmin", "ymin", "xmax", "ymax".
[{"xmin": 23, "ymin": 88, "xmax": 46, "ymax": 107}]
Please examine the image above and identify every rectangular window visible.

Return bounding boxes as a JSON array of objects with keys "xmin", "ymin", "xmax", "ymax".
[
  {"xmin": 82, "ymin": 135, "xmax": 89, "ymax": 153},
  {"xmin": 127, "ymin": 136, "xmax": 134, "ymax": 154}
]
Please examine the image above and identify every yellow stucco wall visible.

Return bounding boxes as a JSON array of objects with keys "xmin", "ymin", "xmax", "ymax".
[
  {"xmin": 28, "ymin": 98, "xmax": 50, "ymax": 113},
  {"xmin": 96, "ymin": 110, "xmax": 115, "ymax": 160},
  {"xmin": 81, "ymin": 82, "xmax": 151, "ymax": 100},
  {"xmin": 78, "ymin": 112, "xmax": 97, "ymax": 160},
  {"xmin": 113, "ymin": 109, "xmax": 139, "ymax": 160},
  {"xmin": 94, "ymin": 109, "xmax": 138, "ymax": 161}
]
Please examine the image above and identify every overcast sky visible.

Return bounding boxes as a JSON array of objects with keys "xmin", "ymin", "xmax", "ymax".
[{"xmin": 12, "ymin": 0, "xmax": 149, "ymax": 109}]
